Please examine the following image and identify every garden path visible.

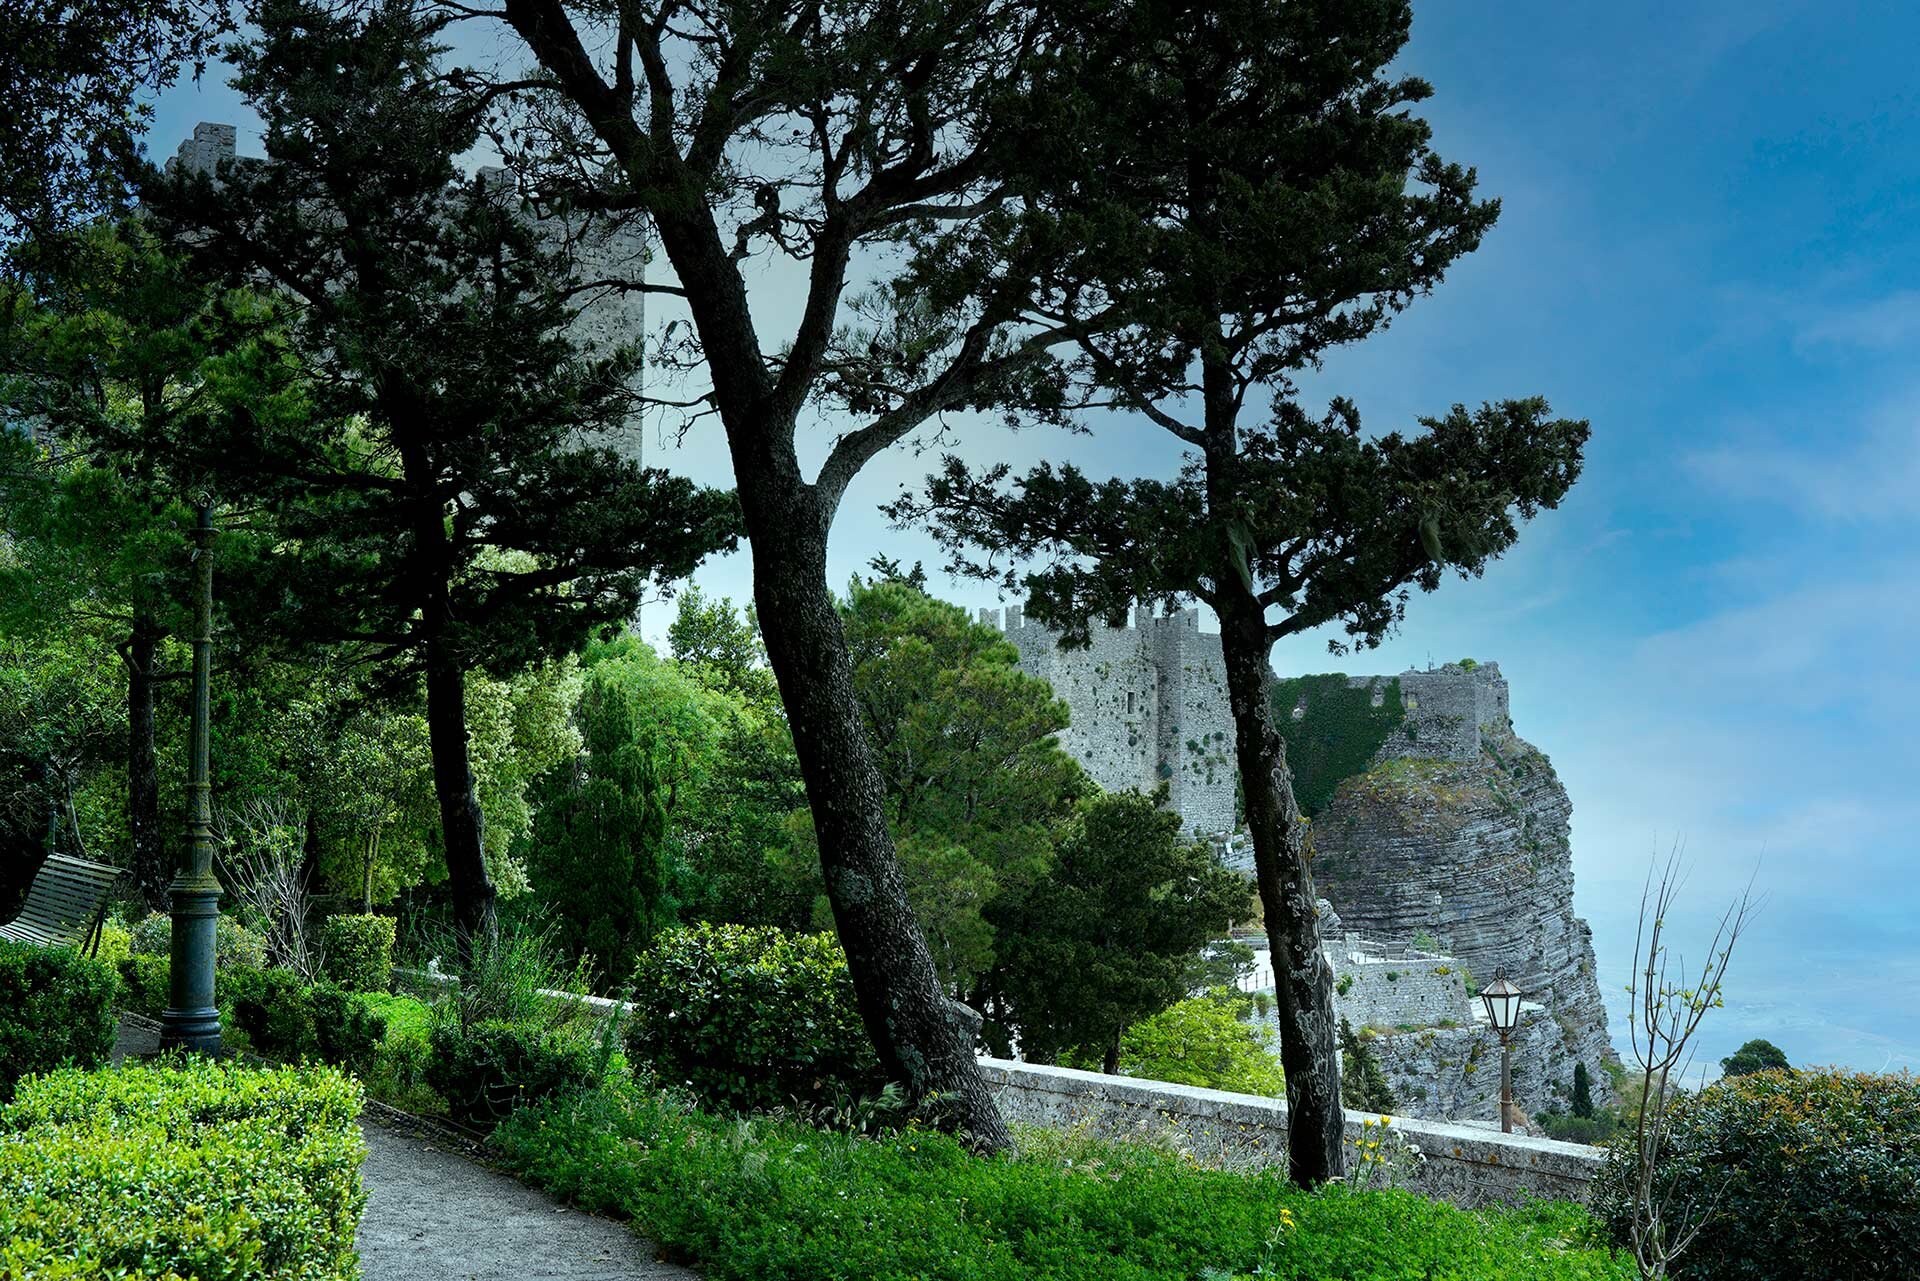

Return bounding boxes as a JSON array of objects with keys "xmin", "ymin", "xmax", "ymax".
[
  {"xmin": 356, "ymin": 1111, "xmax": 694, "ymax": 1281},
  {"xmin": 113, "ymin": 1016, "xmax": 693, "ymax": 1281}
]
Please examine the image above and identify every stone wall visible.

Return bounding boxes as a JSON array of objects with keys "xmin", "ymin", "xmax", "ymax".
[
  {"xmin": 989, "ymin": 605, "xmax": 1235, "ymax": 836},
  {"xmin": 978, "ymin": 1057, "xmax": 1602, "ymax": 1208}
]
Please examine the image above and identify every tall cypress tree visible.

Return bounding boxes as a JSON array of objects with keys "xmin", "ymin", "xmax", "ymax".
[{"xmin": 142, "ymin": 0, "xmax": 738, "ymax": 945}]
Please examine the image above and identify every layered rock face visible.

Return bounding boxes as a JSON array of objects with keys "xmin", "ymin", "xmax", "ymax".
[{"xmin": 1306, "ymin": 663, "xmax": 1616, "ymax": 1121}]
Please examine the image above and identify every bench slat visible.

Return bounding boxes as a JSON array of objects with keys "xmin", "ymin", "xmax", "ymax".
[{"xmin": 1, "ymin": 854, "xmax": 121, "ymax": 955}]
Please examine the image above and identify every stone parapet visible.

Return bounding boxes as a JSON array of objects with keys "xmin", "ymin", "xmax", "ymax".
[{"xmin": 978, "ymin": 1057, "xmax": 1602, "ymax": 1207}]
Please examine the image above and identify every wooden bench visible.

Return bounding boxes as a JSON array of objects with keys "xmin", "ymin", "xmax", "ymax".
[{"xmin": 0, "ymin": 853, "xmax": 123, "ymax": 957}]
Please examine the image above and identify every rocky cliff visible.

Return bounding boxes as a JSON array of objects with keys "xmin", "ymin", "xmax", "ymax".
[{"xmin": 1283, "ymin": 662, "xmax": 1617, "ymax": 1122}]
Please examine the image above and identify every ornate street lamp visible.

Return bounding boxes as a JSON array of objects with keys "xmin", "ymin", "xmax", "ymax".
[
  {"xmin": 1479, "ymin": 975, "xmax": 1524, "ymax": 1133},
  {"xmin": 159, "ymin": 502, "xmax": 222, "ymax": 1053}
]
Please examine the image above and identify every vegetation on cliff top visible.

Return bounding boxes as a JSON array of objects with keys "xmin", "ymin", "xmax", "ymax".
[{"xmin": 1267, "ymin": 674, "xmax": 1405, "ymax": 816}]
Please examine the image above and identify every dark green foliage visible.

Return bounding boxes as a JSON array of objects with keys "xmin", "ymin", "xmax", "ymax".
[
  {"xmin": 491, "ymin": 1079, "xmax": 1635, "ymax": 1280},
  {"xmin": 529, "ymin": 649, "xmax": 680, "ymax": 988},
  {"xmin": 425, "ymin": 1019, "xmax": 598, "ymax": 1130},
  {"xmin": 995, "ymin": 790, "xmax": 1251, "ymax": 1065},
  {"xmin": 1339, "ymin": 1017, "xmax": 1398, "ymax": 1114},
  {"xmin": 223, "ymin": 966, "xmax": 387, "ymax": 1075},
  {"xmin": 115, "ymin": 952, "xmax": 171, "ymax": 1018},
  {"xmin": 0, "ymin": 0, "xmax": 226, "ymax": 245},
  {"xmin": 795, "ymin": 580, "xmax": 1088, "ymax": 991},
  {"xmin": 625, "ymin": 923, "xmax": 883, "ymax": 1115},
  {"xmin": 0, "ymin": 941, "xmax": 116, "ymax": 1100},
  {"xmin": 0, "ymin": 1056, "xmax": 364, "ymax": 1280},
  {"xmin": 1268, "ymin": 675, "xmax": 1403, "ymax": 816},
  {"xmin": 138, "ymin": 0, "xmax": 737, "ymax": 941},
  {"xmin": 319, "ymin": 913, "xmax": 397, "ymax": 993},
  {"xmin": 1571, "ymin": 1060, "xmax": 1595, "ymax": 1118},
  {"xmin": 1594, "ymin": 1069, "xmax": 1920, "ymax": 1281},
  {"xmin": 1536, "ymin": 1112, "xmax": 1615, "ymax": 1146},
  {"xmin": 1719, "ymin": 1037, "xmax": 1790, "ymax": 1078}
]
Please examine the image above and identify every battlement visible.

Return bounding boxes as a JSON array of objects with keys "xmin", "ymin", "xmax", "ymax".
[{"xmin": 165, "ymin": 122, "xmax": 237, "ymax": 178}]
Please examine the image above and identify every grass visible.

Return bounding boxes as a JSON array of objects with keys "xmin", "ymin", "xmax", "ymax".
[{"xmin": 491, "ymin": 1079, "xmax": 1634, "ymax": 1281}]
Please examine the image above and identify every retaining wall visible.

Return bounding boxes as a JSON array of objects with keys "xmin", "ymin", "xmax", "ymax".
[{"xmin": 977, "ymin": 1057, "xmax": 1602, "ymax": 1208}]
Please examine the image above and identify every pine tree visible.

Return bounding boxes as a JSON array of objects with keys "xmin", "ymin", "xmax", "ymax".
[
  {"xmin": 898, "ymin": 0, "xmax": 1586, "ymax": 1185},
  {"xmin": 139, "ymin": 0, "xmax": 737, "ymax": 946}
]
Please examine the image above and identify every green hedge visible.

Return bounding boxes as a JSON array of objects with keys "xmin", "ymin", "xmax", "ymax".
[
  {"xmin": 1594, "ymin": 1068, "xmax": 1920, "ymax": 1281},
  {"xmin": 427, "ymin": 1019, "xmax": 599, "ymax": 1129},
  {"xmin": 116, "ymin": 951, "xmax": 172, "ymax": 1018},
  {"xmin": 494, "ymin": 1080, "xmax": 1634, "ymax": 1281},
  {"xmin": 0, "ymin": 1056, "xmax": 365, "ymax": 1280},
  {"xmin": 320, "ymin": 913, "xmax": 396, "ymax": 993},
  {"xmin": 0, "ymin": 941, "xmax": 117, "ymax": 1101},
  {"xmin": 626, "ymin": 923, "xmax": 883, "ymax": 1114},
  {"xmin": 225, "ymin": 966, "xmax": 386, "ymax": 1074}
]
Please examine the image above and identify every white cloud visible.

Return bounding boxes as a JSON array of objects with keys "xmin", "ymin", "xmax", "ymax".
[{"xmin": 1684, "ymin": 392, "xmax": 1920, "ymax": 522}]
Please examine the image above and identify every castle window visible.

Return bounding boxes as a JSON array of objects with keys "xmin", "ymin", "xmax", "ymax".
[{"xmin": 1126, "ymin": 691, "xmax": 1136, "ymax": 714}]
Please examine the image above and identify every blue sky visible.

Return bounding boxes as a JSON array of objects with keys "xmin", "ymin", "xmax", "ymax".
[{"xmin": 146, "ymin": 1, "xmax": 1920, "ymax": 1076}]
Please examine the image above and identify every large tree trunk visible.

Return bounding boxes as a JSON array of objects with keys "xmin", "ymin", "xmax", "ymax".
[
  {"xmin": 423, "ymin": 626, "xmax": 495, "ymax": 950},
  {"xmin": 745, "ymin": 490, "xmax": 1014, "ymax": 1151},
  {"xmin": 126, "ymin": 608, "xmax": 167, "ymax": 910},
  {"xmin": 1216, "ymin": 592, "xmax": 1345, "ymax": 1188}
]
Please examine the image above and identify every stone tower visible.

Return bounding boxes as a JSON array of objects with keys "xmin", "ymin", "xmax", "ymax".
[
  {"xmin": 164, "ymin": 123, "xmax": 648, "ymax": 466},
  {"xmin": 983, "ymin": 604, "xmax": 1237, "ymax": 836}
]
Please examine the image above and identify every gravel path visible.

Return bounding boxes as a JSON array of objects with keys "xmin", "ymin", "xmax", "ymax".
[
  {"xmin": 113, "ymin": 1016, "xmax": 692, "ymax": 1280},
  {"xmin": 356, "ymin": 1112, "xmax": 694, "ymax": 1281}
]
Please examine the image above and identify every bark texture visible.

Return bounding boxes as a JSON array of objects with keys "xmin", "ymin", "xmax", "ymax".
[
  {"xmin": 1217, "ymin": 600, "xmax": 1345, "ymax": 1186},
  {"xmin": 745, "ymin": 493, "xmax": 1014, "ymax": 1151},
  {"xmin": 424, "ymin": 626, "xmax": 494, "ymax": 949}
]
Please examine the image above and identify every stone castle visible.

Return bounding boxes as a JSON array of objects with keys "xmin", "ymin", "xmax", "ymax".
[
  {"xmin": 164, "ymin": 122, "xmax": 648, "ymax": 465},
  {"xmin": 979, "ymin": 604, "xmax": 1238, "ymax": 837},
  {"xmin": 991, "ymin": 606, "xmax": 1615, "ymax": 1125}
]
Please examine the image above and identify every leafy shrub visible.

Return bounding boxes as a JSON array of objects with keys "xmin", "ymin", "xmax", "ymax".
[
  {"xmin": 1536, "ymin": 1111, "xmax": 1616, "ymax": 1145},
  {"xmin": 1069, "ymin": 988, "xmax": 1283, "ymax": 1095},
  {"xmin": 426, "ymin": 1019, "xmax": 598, "ymax": 1129},
  {"xmin": 116, "ymin": 951, "xmax": 172, "ymax": 1018},
  {"xmin": 493, "ymin": 1078, "xmax": 1635, "ymax": 1280},
  {"xmin": 224, "ymin": 966, "xmax": 386, "ymax": 1074},
  {"xmin": 128, "ymin": 910, "xmax": 270, "ymax": 971},
  {"xmin": 0, "ymin": 941, "xmax": 117, "ymax": 1101},
  {"xmin": 319, "ymin": 913, "xmax": 396, "ymax": 993},
  {"xmin": 0, "ymin": 1056, "xmax": 365, "ymax": 1280},
  {"xmin": 1594, "ymin": 1068, "xmax": 1920, "ymax": 1281},
  {"xmin": 626, "ymin": 923, "xmax": 883, "ymax": 1114},
  {"xmin": 94, "ymin": 919, "xmax": 132, "ymax": 967}
]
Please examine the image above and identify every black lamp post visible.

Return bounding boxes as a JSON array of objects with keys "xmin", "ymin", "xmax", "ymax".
[
  {"xmin": 1479, "ymin": 975, "xmax": 1523, "ymax": 1133},
  {"xmin": 159, "ymin": 502, "xmax": 222, "ymax": 1053}
]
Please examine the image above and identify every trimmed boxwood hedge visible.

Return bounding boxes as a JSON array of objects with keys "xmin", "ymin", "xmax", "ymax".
[
  {"xmin": 0, "ymin": 1056, "xmax": 366, "ymax": 1280},
  {"xmin": 427, "ymin": 1018, "xmax": 599, "ymax": 1129},
  {"xmin": 320, "ymin": 913, "xmax": 397, "ymax": 994},
  {"xmin": 0, "ymin": 941, "xmax": 116, "ymax": 1101}
]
